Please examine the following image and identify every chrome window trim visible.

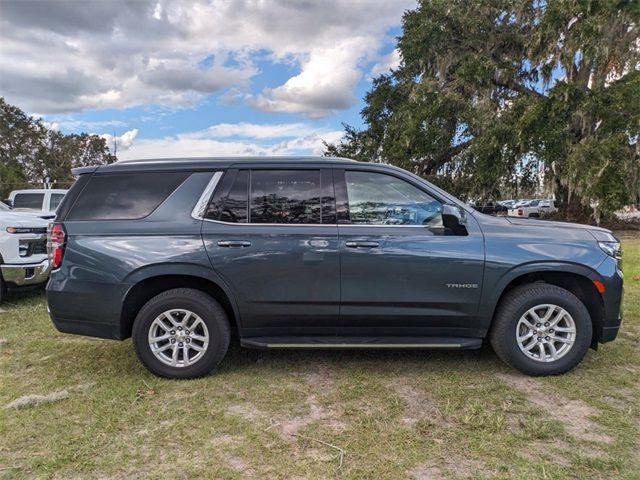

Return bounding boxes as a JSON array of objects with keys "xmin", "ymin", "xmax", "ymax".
[
  {"xmin": 191, "ymin": 171, "xmax": 223, "ymax": 220},
  {"xmin": 202, "ymin": 217, "xmax": 436, "ymax": 228}
]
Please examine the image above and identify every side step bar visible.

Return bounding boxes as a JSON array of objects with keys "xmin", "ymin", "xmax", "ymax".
[{"xmin": 241, "ymin": 336, "xmax": 483, "ymax": 350}]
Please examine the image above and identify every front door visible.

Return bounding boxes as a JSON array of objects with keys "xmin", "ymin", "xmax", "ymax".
[
  {"xmin": 201, "ymin": 167, "xmax": 340, "ymax": 337},
  {"xmin": 335, "ymin": 169, "xmax": 485, "ymax": 337}
]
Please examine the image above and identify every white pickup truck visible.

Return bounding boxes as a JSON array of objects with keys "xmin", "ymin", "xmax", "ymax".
[
  {"xmin": 6, "ymin": 189, "xmax": 68, "ymax": 213},
  {"xmin": 508, "ymin": 199, "xmax": 557, "ymax": 218},
  {"xmin": 0, "ymin": 202, "xmax": 52, "ymax": 302}
]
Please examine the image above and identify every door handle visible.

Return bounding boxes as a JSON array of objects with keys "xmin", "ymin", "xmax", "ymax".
[
  {"xmin": 345, "ymin": 241, "xmax": 379, "ymax": 248},
  {"xmin": 217, "ymin": 240, "xmax": 252, "ymax": 248}
]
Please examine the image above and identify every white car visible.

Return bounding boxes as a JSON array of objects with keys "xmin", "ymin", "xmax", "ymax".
[
  {"xmin": 508, "ymin": 199, "xmax": 557, "ymax": 218},
  {"xmin": 0, "ymin": 202, "xmax": 52, "ymax": 302},
  {"xmin": 6, "ymin": 189, "xmax": 68, "ymax": 213}
]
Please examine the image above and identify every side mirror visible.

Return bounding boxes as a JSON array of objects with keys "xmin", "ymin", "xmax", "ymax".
[
  {"xmin": 2, "ymin": 199, "xmax": 13, "ymax": 208},
  {"xmin": 442, "ymin": 204, "xmax": 467, "ymax": 225}
]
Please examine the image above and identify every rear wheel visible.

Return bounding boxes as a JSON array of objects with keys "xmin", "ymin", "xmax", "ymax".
[
  {"xmin": 490, "ymin": 284, "xmax": 592, "ymax": 376},
  {"xmin": 132, "ymin": 288, "xmax": 230, "ymax": 379}
]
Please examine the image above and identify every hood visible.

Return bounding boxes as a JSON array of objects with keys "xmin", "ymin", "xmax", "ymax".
[
  {"xmin": 505, "ymin": 216, "xmax": 611, "ymax": 233},
  {"xmin": 3, "ymin": 209, "xmax": 55, "ymax": 220},
  {"xmin": 0, "ymin": 211, "xmax": 52, "ymax": 227},
  {"xmin": 504, "ymin": 216, "xmax": 618, "ymax": 242}
]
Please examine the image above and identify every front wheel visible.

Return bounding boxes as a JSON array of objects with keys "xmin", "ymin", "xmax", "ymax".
[
  {"xmin": 0, "ymin": 274, "xmax": 6, "ymax": 304},
  {"xmin": 490, "ymin": 284, "xmax": 592, "ymax": 376},
  {"xmin": 132, "ymin": 288, "xmax": 230, "ymax": 379}
]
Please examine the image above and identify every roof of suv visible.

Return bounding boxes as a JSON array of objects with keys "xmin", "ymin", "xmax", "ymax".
[{"xmin": 73, "ymin": 156, "xmax": 359, "ymax": 175}]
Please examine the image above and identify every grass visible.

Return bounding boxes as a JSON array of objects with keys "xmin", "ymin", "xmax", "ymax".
[{"xmin": 1, "ymin": 238, "xmax": 639, "ymax": 479}]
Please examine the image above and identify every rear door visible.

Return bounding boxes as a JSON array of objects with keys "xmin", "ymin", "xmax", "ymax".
[
  {"xmin": 335, "ymin": 168, "xmax": 485, "ymax": 337},
  {"xmin": 201, "ymin": 167, "xmax": 340, "ymax": 337}
]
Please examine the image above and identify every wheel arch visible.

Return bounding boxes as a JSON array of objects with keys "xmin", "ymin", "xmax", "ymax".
[
  {"xmin": 120, "ymin": 265, "xmax": 240, "ymax": 339},
  {"xmin": 483, "ymin": 262, "xmax": 605, "ymax": 342}
]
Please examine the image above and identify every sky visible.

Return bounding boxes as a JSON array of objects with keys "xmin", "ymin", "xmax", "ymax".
[{"xmin": 0, "ymin": 0, "xmax": 415, "ymax": 160}]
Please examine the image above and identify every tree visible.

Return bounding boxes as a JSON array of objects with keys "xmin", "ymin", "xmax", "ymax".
[
  {"xmin": 326, "ymin": 0, "xmax": 639, "ymax": 221},
  {"xmin": 0, "ymin": 98, "xmax": 116, "ymax": 198}
]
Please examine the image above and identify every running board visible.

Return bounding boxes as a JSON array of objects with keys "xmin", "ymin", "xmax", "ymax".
[{"xmin": 241, "ymin": 336, "xmax": 482, "ymax": 350}]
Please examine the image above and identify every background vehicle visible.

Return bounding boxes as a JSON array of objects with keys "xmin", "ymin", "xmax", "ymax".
[
  {"xmin": 5, "ymin": 189, "xmax": 68, "ymax": 213},
  {"xmin": 468, "ymin": 200, "xmax": 508, "ymax": 216},
  {"xmin": 46, "ymin": 157, "xmax": 623, "ymax": 379},
  {"xmin": 509, "ymin": 199, "xmax": 558, "ymax": 218},
  {"xmin": 0, "ymin": 208, "xmax": 51, "ymax": 302}
]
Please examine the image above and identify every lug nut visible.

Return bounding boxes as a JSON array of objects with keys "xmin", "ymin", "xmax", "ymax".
[
  {"xmin": 549, "ymin": 329, "xmax": 554, "ymax": 333},
  {"xmin": 170, "ymin": 330, "xmax": 175, "ymax": 335},
  {"xmin": 545, "ymin": 336, "xmax": 550, "ymax": 341},
  {"xmin": 185, "ymin": 330, "xmax": 190, "ymax": 335},
  {"xmin": 170, "ymin": 338, "xmax": 176, "ymax": 344},
  {"xmin": 536, "ymin": 323, "xmax": 541, "ymax": 328},
  {"xmin": 537, "ymin": 337, "xmax": 542, "ymax": 341},
  {"xmin": 178, "ymin": 342, "xmax": 183, "ymax": 347},
  {"xmin": 178, "ymin": 326, "xmax": 182, "ymax": 331},
  {"xmin": 533, "ymin": 330, "xmax": 537, "ymax": 334},
  {"xmin": 544, "ymin": 322, "xmax": 550, "ymax": 327},
  {"xmin": 186, "ymin": 338, "xmax": 191, "ymax": 343}
]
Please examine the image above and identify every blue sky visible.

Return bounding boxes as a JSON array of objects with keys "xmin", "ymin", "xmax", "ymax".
[{"xmin": 0, "ymin": 1, "xmax": 413, "ymax": 159}]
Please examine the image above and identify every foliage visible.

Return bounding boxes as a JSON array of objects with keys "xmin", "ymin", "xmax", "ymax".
[
  {"xmin": 326, "ymin": 0, "xmax": 640, "ymax": 220},
  {"xmin": 0, "ymin": 98, "xmax": 115, "ymax": 198}
]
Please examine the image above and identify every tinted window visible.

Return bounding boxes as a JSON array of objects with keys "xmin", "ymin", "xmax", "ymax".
[
  {"xmin": 218, "ymin": 170, "xmax": 248, "ymax": 223},
  {"xmin": 250, "ymin": 170, "xmax": 321, "ymax": 224},
  {"xmin": 13, "ymin": 193, "xmax": 44, "ymax": 209},
  {"xmin": 345, "ymin": 171, "xmax": 443, "ymax": 227},
  {"xmin": 50, "ymin": 193, "xmax": 65, "ymax": 211},
  {"xmin": 66, "ymin": 172, "xmax": 189, "ymax": 220}
]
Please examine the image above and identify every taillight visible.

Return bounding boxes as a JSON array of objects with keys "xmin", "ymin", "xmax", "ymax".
[
  {"xmin": 517, "ymin": 208, "xmax": 523, "ymax": 216},
  {"xmin": 47, "ymin": 223, "xmax": 66, "ymax": 269}
]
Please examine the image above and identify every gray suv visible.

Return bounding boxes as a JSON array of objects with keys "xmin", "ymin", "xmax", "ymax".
[{"xmin": 46, "ymin": 157, "xmax": 623, "ymax": 378}]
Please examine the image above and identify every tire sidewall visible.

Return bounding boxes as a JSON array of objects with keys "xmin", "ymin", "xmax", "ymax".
[
  {"xmin": 133, "ymin": 290, "xmax": 229, "ymax": 379},
  {"xmin": 495, "ymin": 286, "xmax": 592, "ymax": 375}
]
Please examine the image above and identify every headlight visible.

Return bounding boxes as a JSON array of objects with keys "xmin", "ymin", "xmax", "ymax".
[{"xmin": 599, "ymin": 241, "xmax": 621, "ymax": 258}]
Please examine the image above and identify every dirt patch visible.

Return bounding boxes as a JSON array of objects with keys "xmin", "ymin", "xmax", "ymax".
[
  {"xmin": 498, "ymin": 373, "xmax": 612, "ymax": 444},
  {"xmin": 226, "ymin": 455, "xmax": 255, "ymax": 475},
  {"xmin": 226, "ymin": 403, "xmax": 264, "ymax": 421},
  {"xmin": 409, "ymin": 456, "xmax": 488, "ymax": 479},
  {"xmin": 278, "ymin": 394, "xmax": 343, "ymax": 440},
  {"xmin": 6, "ymin": 390, "xmax": 69, "ymax": 409},
  {"xmin": 305, "ymin": 362, "xmax": 335, "ymax": 390},
  {"xmin": 393, "ymin": 383, "xmax": 448, "ymax": 427},
  {"xmin": 521, "ymin": 438, "xmax": 606, "ymax": 465},
  {"xmin": 409, "ymin": 465, "xmax": 443, "ymax": 479}
]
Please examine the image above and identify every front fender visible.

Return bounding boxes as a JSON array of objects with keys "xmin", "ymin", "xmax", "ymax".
[{"xmin": 478, "ymin": 261, "xmax": 603, "ymax": 329}]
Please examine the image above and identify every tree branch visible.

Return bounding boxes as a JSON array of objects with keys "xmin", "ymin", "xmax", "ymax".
[{"xmin": 491, "ymin": 78, "xmax": 544, "ymax": 98}]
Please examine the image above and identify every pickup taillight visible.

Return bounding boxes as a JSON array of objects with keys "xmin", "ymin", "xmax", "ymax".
[
  {"xmin": 47, "ymin": 223, "xmax": 66, "ymax": 269},
  {"xmin": 517, "ymin": 208, "xmax": 523, "ymax": 216}
]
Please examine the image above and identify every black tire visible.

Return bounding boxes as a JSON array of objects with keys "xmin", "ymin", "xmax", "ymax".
[
  {"xmin": 489, "ymin": 283, "xmax": 592, "ymax": 376},
  {"xmin": 132, "ymin": 288, "xmax": 230, "ymax": 379},
  {"xmin": 0, "ymin": 274, "xmax": 6, "ymax": 304}
]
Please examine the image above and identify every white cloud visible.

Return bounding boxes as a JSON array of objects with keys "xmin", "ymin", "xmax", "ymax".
[
  {"xmin": 370, "ymin": 48, "xmax": 402, "ymax": 77},
  {"xmin": 203, "ymin": 122, "xmax": 318, "ymax": 139},
  {"xmin": 0, "ymin": 0, "xmax": 414, "ymax": 117},
  {"xmin": 251, "ymin": 39, "xmax": 368, "ymax": 118},
  {"xmin": 116, "ymin": 123, "xmax": 342, "ymax": 160},
  {"xmin": 100, "ymin": 129, "xmax": 139, "ymax": 151}
]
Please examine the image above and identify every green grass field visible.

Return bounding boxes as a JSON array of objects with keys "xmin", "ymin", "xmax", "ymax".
[{"xmin": 1, "ymin": 238, "xmax": 638, "ymax": 479}]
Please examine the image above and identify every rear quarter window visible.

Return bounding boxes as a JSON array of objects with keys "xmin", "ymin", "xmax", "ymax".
[
  {"xmin": 13, "ymin": 193, "xmax": 44, "ymax": 209},
  {"xmin": 66, "ymin": 172, "xmax": 189, "ymax": 221}
]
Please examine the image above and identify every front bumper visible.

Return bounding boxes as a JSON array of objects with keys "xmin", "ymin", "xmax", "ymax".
[{"xmin": 1, "ymin": 259, "xmax": 51, "ymax": 287}]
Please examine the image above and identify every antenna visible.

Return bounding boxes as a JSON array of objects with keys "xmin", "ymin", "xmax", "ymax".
[{"xmin": 113, "ymin": 130, "xmax": 117, "ymax": 156}]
